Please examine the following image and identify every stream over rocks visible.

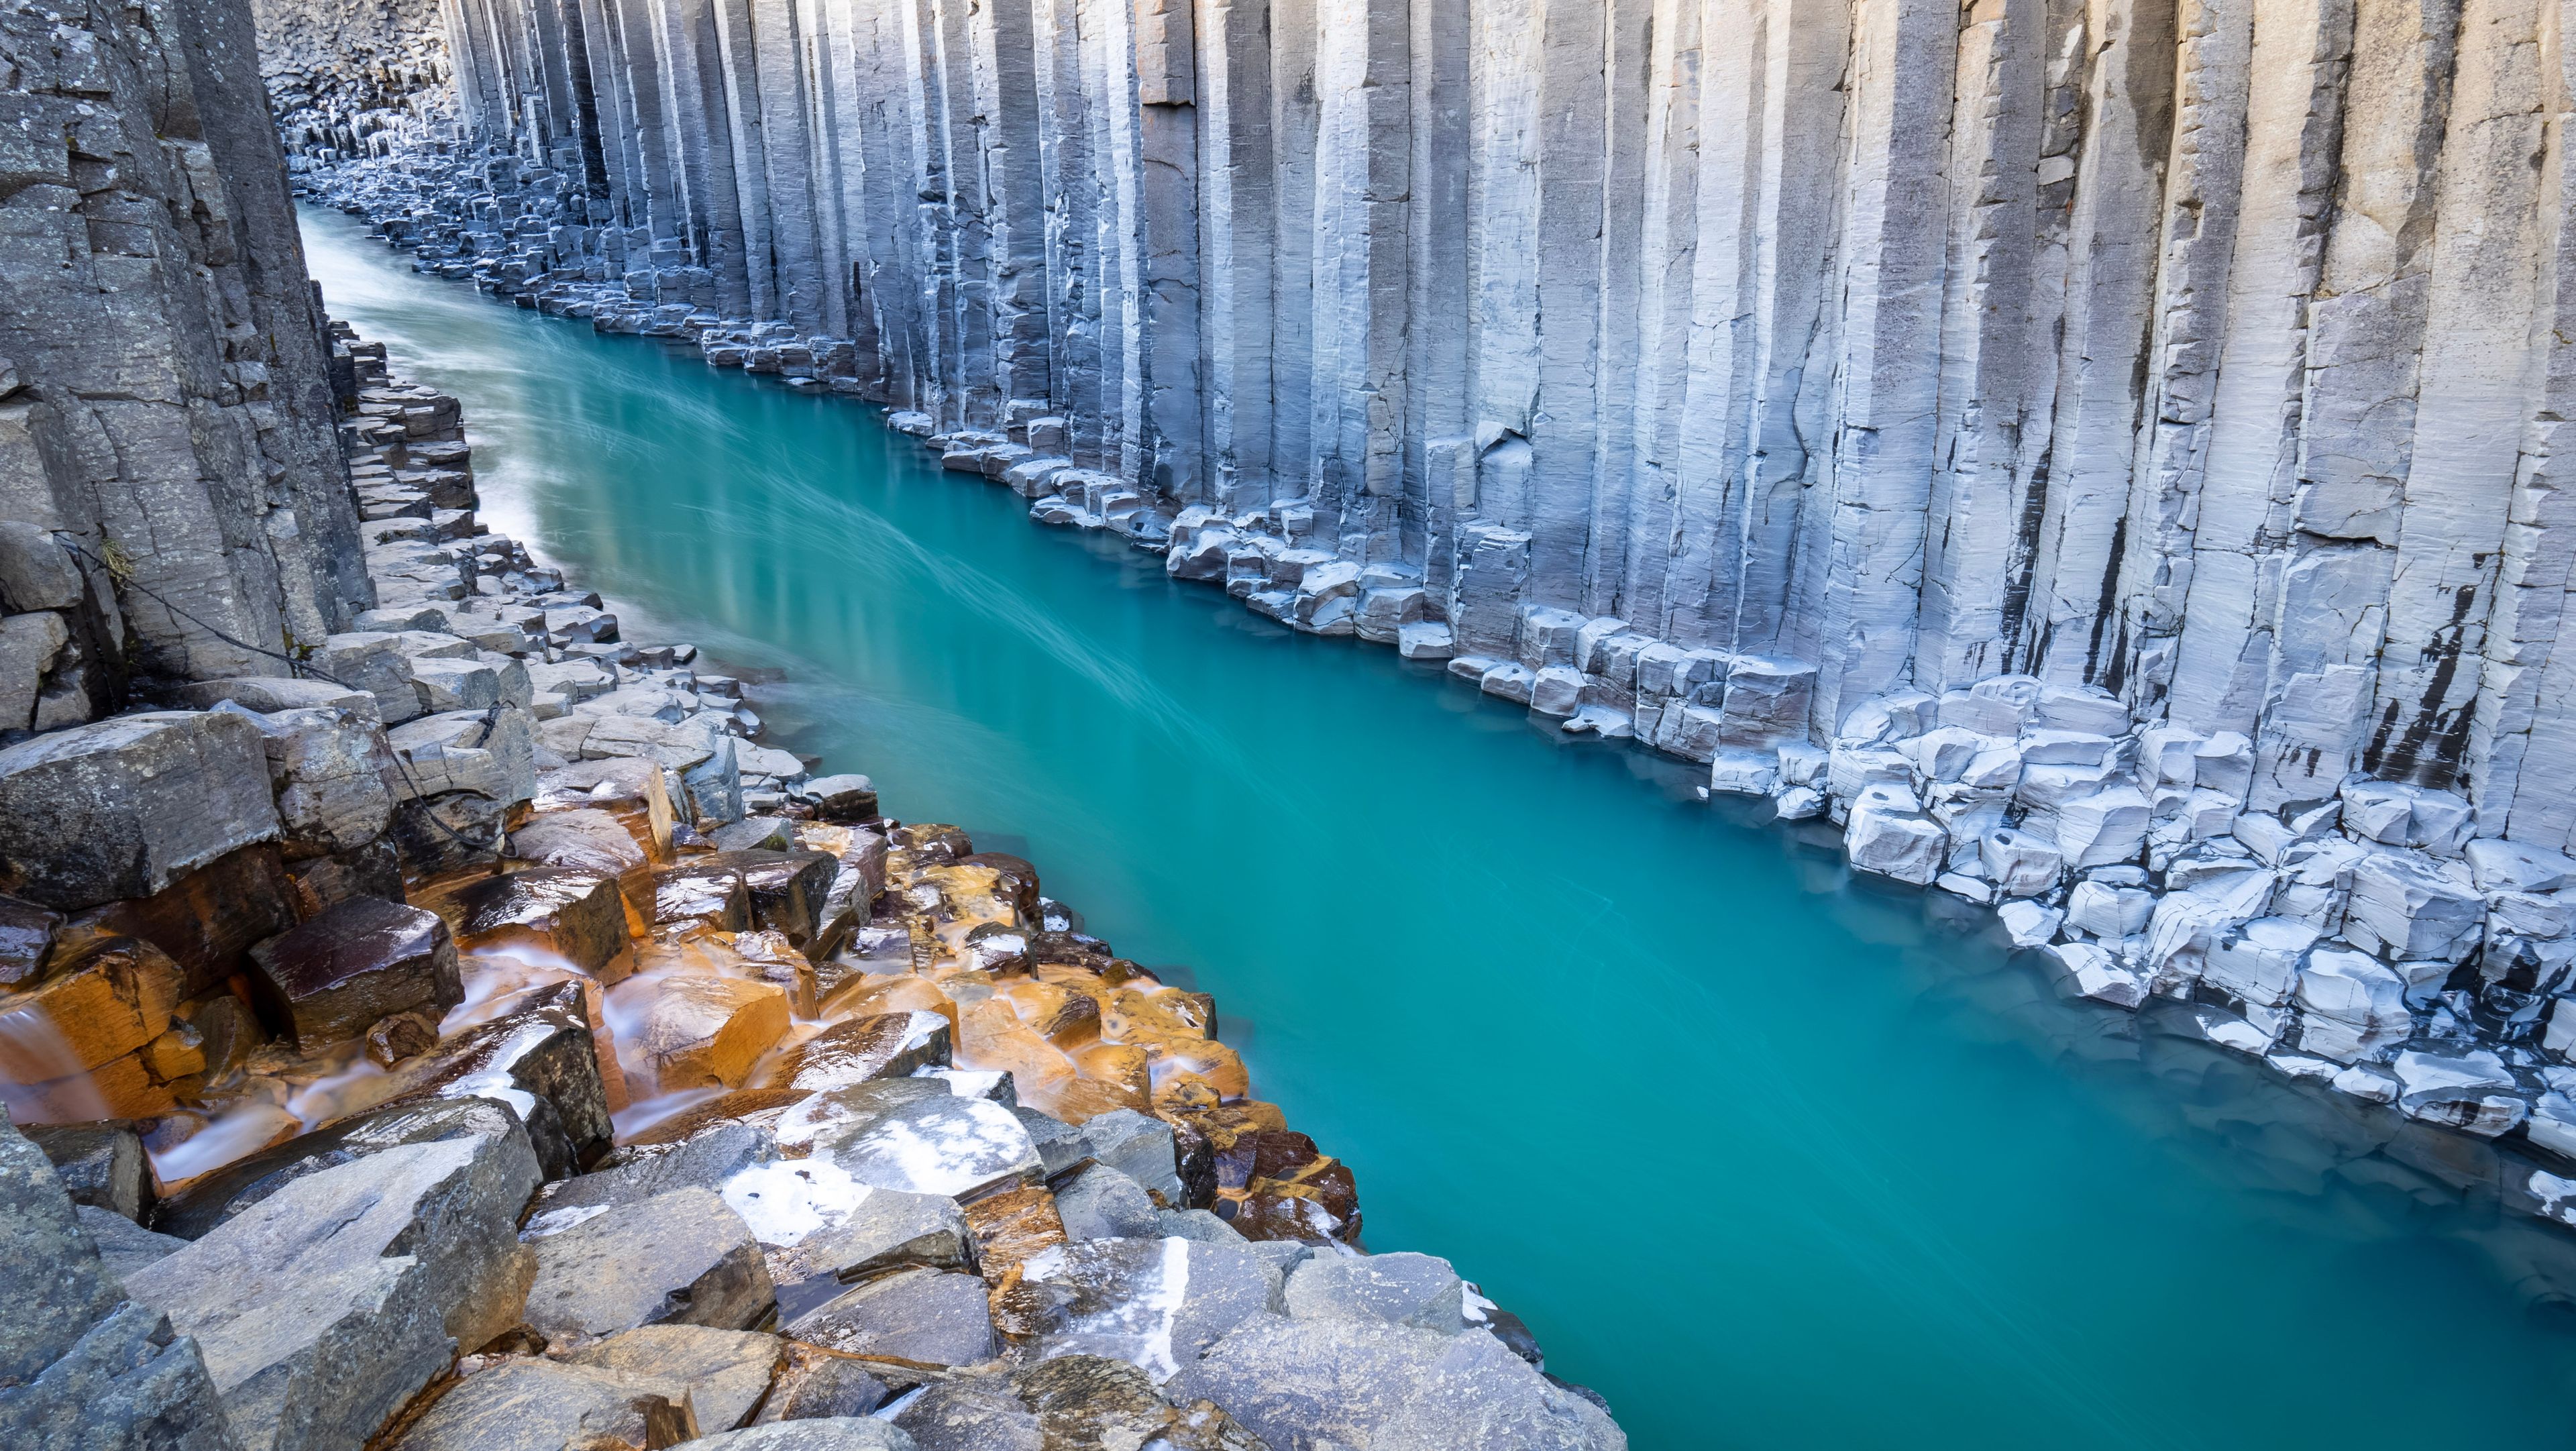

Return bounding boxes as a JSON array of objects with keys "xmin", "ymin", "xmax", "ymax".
[{"xmin": 299, "ymin": 210, "xmax": 2576, "ymax": 1449}]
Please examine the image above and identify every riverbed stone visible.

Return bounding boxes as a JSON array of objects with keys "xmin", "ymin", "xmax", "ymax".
[
  {"xmin": 124, "ymin": 1126, "xmax": 544, "ymax": 1451},
  {"xmin": 26, "ymin": 1120, "xmax": 152, "ymax": 1220},
  {"xmin": 449, "ymin": 866, "xmax": 628, "ymax": 974},
  {"xmin": 564, "ymin": 1325, "xmax": 781, "ymax": 1432},
  {"xmin": 386, "ymin": 1356, "xmax": 698, "ymax": 1450},
  {"xmin": 76, "ymin": 1203, "xmax": 189, "ymax": 1282},
  {"xmin": 631, "ymin": 975, "xmax": 792, "ymax": 1090},
  {"xmin": 790, "ymin": 1080, "xmax": 1042, "ymax": 1199},
  {"xmin": 1170, "ymin": 1313, "xmax": 1623, "ymax": 1451},
  {"xmin": 152, "ymin": 1097, "xmax": 528, "ymax": 1241},
  {"xmin": 246, "ymin": 895, "xmax": 462, "ymax": 1050},
  {"xmin": 380, "ymin": 978, "xmax": 616, "ymax": 1175},
  {"xmin": 0, "ymin": 712, "xmax": 282, "ymax": 911},
  {"xmin": 751, "ymin": 1342, "xmax": 892, "ymax": 1422},
  {"xmin": 722, "ymin": 1159, "xmax": 976, "ymax": 1283},
  {"xmin": 1285, "ymin": 1252, "xmax": 1468, "ymax": 1334},
  {"xmin": 1054, "ymin": 1163, "xmax": 1162, "ymax": 1240},
  {"xmin": 773, "ymin": 1010, "xmax": 953, "ymax": 1090},
  {"xmin": 687, "ymin": 1418, "xmax": 917, "ymax": 1450},
  {"xmin": 386, "ymin": 707, "xmax": 536, "ymax": 804},
  {"xmin": 1017, "ymin": 1236, "xmax": 1284, "ymax": 1374},
  {"xmin": 782, "ymin": 1267, "xmax": 997, "ymax": 1365},
  {"xmin": 523, "ymin": 1185, "xmax": 775, "ymax": 1344}
]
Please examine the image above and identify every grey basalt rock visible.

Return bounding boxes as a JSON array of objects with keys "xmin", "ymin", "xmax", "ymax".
[
  {"xmin": 1054, "ymin": 1163, "xmax": 1162, "ymax": 1241},
  {"xmin": 0, "ymin": 712, "xmax": 282, "ymax": 911},
  {"xmin": 782, "ymin": 1267, "xmax": 998, "ymax": 1366},
  {"xmin": 386, "ymin": 1356, "xmax": 700, "ymax": 1451},
  {"xmin": 523, "ymin": 1185, "xmax": 776, "ymax": 1344},
  {"xmin": 565, "ymin": 1325, "xmax": 782, "ymax": 1432},
  {"xmin": 0, "ymin": 1113, "xmax": 240, "ymax": 1451},
  {"xmin": 76, "ymin": 1204, "xmax": 190, "ymax": 1283},
  {"xmin": 1283, "ymin": 1252, "xmax": 1468, "ymax": 1334},
  {"xmin": 152, "ymin": 1096, "xmax": 529, "ymax": 1241},
  {"xmin": 123, "ymin": 1126, "xmax": 544, "ymax": 1451},
  {"xmin": 1171, "ymin": 1314, "xmax": 1625, "ymax": 1451},
  {"xmin": 26, "ymin": 1120, "xmax": 154, "ymax": 1220},
  {"xmin": 683, "ymin": 1417, "xmax": 918, "ymax": 1450},
  {"xmin": 1016, "ymin": 1236, "xmax": 1285, "ymax": 1377}
]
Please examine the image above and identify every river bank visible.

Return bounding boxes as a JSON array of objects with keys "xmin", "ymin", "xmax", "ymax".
[{"xmin": 286, "ymin": 206, "xmax": 2576, "ymax": 1448}]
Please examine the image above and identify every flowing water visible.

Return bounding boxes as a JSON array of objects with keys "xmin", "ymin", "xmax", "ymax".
[{"xmin": 300, "ymin": 209, "xmax": 2576, "ymax": 1448}]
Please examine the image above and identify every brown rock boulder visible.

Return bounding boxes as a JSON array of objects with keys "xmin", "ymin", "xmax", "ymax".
[{"xmin": 248, "ymin": 896, "xmax": 462, "ymax": 1050}]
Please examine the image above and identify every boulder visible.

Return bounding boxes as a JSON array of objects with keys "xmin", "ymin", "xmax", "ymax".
[
  {"xmin": 1017, "ymin": 1237, "xmax": 1283, "ymax": 1377},
  {"xmin": 2046, "ymin": 942, "xmax": 2147, "ymax": 1010},
  {"xmin": 152, "ymin": 1097, "xmax": 529, "ymax": 1242},
  {"xmin": 25, "ymin": 1120, "xmax": 152, "ymax": 1220},
  {"xmin": 782, "ymin": 1267, "xmax": 997, "ymax": 1366},
  {"xmin": 246, "ymin": 896, "xmax": 462, "ymax": 1051},
  {"xmin": 2391, "ymin": 1050, "xmax": 2528, "ymax": 1137},
  {"xmin": 384, "ymin": 1356, "xmax": 698, "ymax": 1450},
  {"xmin": 227, "ymin": 705, "xmax": 398, "ymax": 853},
  {"xmin": 1843, "ymin": 785, "xmax": 1944, "ymax": 885},
  {"xmin": 1285, "ymin": 1252, "xmax": 1467, "ymax": 1334},
  {"xmin": 1054, "ymin": 1164, "xmax": 1161, "ymax": 1241},
  {"xmin": 789, "ymin": 1080, "xmax": 1042, "ymax": 1200},
  {"xmin": 770, "ymin": 1011, "xmax": 952, "ymax": 1091},
  {"xmin": 76, "ymin": 1203, "xmax": 189, "ymax": 1283},
  {"xmin": 449, "ymin": 867, "xmax": 629, "ymax": 975},
  {"xmin": 125, "ymin": 1128, "xmax": 544, "ymax": 1450},
  {"xmin": 523, "ymin": 1185, "xmax": 775, "ymax": 1344},
  {"xmin": 2055, "ymin": 786, "xmax": 2151, "ymax": 869},
  {"xmin": 511, "ymin": 807, "xmax": 649, "ymax": 873},
  {"xmin": 687, "ymin": 1418, "xmax": 916, "ymax": 1450},
  {"xmin": 380, "ymin": 979, "xmax": 617, "ymax": 1176},
  {"xmin": 0, "ymin": 1115, "xmax": 239, "ymax": 1451},
  {"xmin": 1169, "ymin": 1313, "xmax": 1623, "ymax": 1451},
  {"xmin": 724, "ymin": 1158, "xmax": 976, "ymax": 1285},
  {"xmin": 0, "ymin": 932, "xmax": 183, "ymax": 1083},
  {"xmin": 0, "ymin": 713, "xmax": 282, "ymax": 911},
  {"xmin": 2344, "ymin": 851, "xmax": 2484, "ymax": 964},
  {"xmin": 751, "ymin": 1342, "xmax": 890, "ymax": 1422},
  {"xmin": 631, "ymin": 976, "xmax": 792, "ymax": 1090},
  {"xmin": 386, "ymin": 708, "xmax": 536, "ymax": 805},
  {"xmin": 654, "ymin": 859, "xmax": 755, "ymax": 932},
  {"xmin": 1978, "ymin": 828, "xmax": 2061, "ymax": 897},
  {"xmin": 566, "ymin": 1325, "xmax": 782, "ymax": 1433},
  {"xmin": 0, "ymin": 892, "xmax": 58, "ymax": 986}
]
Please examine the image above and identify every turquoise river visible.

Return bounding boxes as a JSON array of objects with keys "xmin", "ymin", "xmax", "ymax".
[{"xmin": 301, "ymin": 209, "xmax": 2576, "ymax": 1448}]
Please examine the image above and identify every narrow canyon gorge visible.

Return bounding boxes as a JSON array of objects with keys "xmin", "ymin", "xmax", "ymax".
[{"xmin": 14, "ymin": 0, "xmax": 2576, "ymax": 1442}]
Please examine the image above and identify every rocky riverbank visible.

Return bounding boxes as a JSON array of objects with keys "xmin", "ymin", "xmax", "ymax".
[
  {"xmin": 280, "ymin": 118, "xmax": 2576, "ymax": 1250},
  {"xmin": 0, "ymin": 319, "xmax": 1623, "ymax": 1448}
]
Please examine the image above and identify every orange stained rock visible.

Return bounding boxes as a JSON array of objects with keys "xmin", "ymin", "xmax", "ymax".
[
  {"xmin": 714, "ymin": 929, "xmax": 818, "ymax": 1016},
  {"xmin": 629, "ymin": 975, "xmax": 792, "ymax": 1091},
  {"xmin": 994, "ymin": 979, "xmax": 1101, "ymax": 1046},
  {"xmin": 621, "ymin": 1086, "xmax": 812, "ymax": 1146},
  {"xmin": 760, "ymin": 1010, "xmax": 951, "ymax": 1091},
  {"xmin": 965, "ymin": 1183, "xmax": 1069, "ymax": 1339},
  {"xmin": 1144, "ymin": 1039, "xmax": 1248, "ymax": 1100},
  {"xmin": 1065, "ymin": 1042, "xmax": 1151, "ymax": 1112},
  {"xmin": 0, "ymin": 932, "xmax": 184, "ymax": 1079},
  {"xmin": 956, "ymin": 997, "xmax": 1076, "ymax": 1086},
  {"xmin": 1102, "ymin": 985, "xmax": 1215, "ymax": 1046},
  {"xmin": 817, "ymin": 971, "xmax": 955, "ymax": 1032}
]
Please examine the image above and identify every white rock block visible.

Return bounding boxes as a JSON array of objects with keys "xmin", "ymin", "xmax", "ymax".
[
  {"xmin": 2065, "ymin": 879, "xmax": 2154, "ymax": 937},
  {"xmin": 2467, "ymin": 837, "xmax": 2576, "ymax": 894},
  {"xmin": 1980, "ymin": 828, "xmax": 2062, "ymax": 898},
  {"xmin": 2392, "ymin": 1050, "xmax": 2528, "ymax": 1137},
  {"xmin": 1709, "ymin": 750, "xmax": 1778, "ymax": 796},
  {"xmin": 1845, "ymin": 784, "xmax": 1945, "ymax": 885},
  {"xmin": 2344, "ymin": 851, "xmax": 2485, "ymax": 963},
  {"xmin": 2204, "ymin": 917, "xmax": 2321, "ymax": 1008},
  {"xmin": 1396, "ymin": 623, "xmax": 1454, "ymax": 661},
  {"xmin": 1528, "ymin": 667, "xmax": 1584, "ymax": 718},
  {"xmin": 2056, "ymin": 786, "xmax": 2152, "ymax": 869},
  {"xmin": 2049, "ymin": 941, "xmax": 2147, "ymax": 1009},
  {"xmin": 1997, "ymin": 900, "xmax": 2062, "ymax": 948}
]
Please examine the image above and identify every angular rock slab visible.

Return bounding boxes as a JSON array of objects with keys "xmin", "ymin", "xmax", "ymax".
[
  {"xmin": 1284, "ymin": 1252, "xmax": 1468, "ymax": 1334},
  {"xmin": 1169, "ymin": 1314, "xmax": 1625, "ymax": 1451},
  {"xmin": 752, "ymin": 1342, "xmax": 892, "ymax": 1422},
  {"xmin": 687, "ymin": 1417, "xmax": 917, "ymax": 1450},
  {"xmin": 772, "ymin": 1010, "xmax": 952, "ymax": 1091},
  {"xmin": 449, "ymin": 867, "xmax": 629, "ymax": 975},
  {"xmin": 720, "ymin": 1157, "xmax": 975, "ymax": 1284},
  {"xmin": 0, "ymin": 1114, "xmax": 240, "ymax": 1451},
  {"xmin": 564, "ymin": 1325, "xmax": 781, "ymax": 1432},
  {"xmin": 385, "ymin": 1356, "xmax": 698, "ymax": 1450},
  {"xmin": 247, "ymin": 895, "xmax": 462, "ymax": 1050},
  {"xmin": 781, "ymin": 1267, "xmax": 998, "ymax": 1366},
  {"xmin": 785, "ymin": 1079, "xmax": 1041, "ymax": 1201},
  {"xmin": 523, "ymin": 1185, "xmax": 775, "ymax": 1344},
  {"xmin": 380, "ymin": 978, "xmax": 616, "ymax": 1176},
  {"xmin": 1016, "ymin": 1236, "xmax": 1285, "ymax": 1378},
  {"xmin": 0, "ymin": 712, "xmax": 282, "ymax": 912},
  {"xmin": 124, "ymin": 1128, "xmax": 543, "ymax": 1451}
]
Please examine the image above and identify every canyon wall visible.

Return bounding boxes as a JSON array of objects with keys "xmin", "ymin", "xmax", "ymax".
[
  {"xmin": 1, "ymin": 0, "xmax": 370, "ymax": 733},
  {"xmin": 315, "ymin": 0, "xmax": 2576, "ymax": 855}
]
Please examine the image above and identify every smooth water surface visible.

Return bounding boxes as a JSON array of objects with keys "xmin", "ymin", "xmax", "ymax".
[{"xmin": 302, "ymin": 210, "xmax": 2576, "ymax": 1449}]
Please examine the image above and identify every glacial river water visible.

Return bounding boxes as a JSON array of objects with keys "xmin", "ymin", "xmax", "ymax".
[{"xmin": 300, "ymin": 209, "xmax": 2576, "ymax": 1448}]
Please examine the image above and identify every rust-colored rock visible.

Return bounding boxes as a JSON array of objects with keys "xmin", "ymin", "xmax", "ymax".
[
  {"xmin": 91, "ymin": 842, "xmax": 297, "ymax": 996},
  {"xmin": 621, "ymin": 1088, "xmax": 810, "ymax": 1147},
  {"xmin": 769, "ymin": 1010, "xmax": 951, "ymax": 1091},
  {"xmin": 247, "ymin": 894, "xmax": 463, "ymax": 1050},
  {"xmin": 650, "ymin": 860, "xmax": 751, "ymax": 933},
  {"xmin": 966, "ymin": 1183, "xmax": 1070, "ymax": 1340},
  {"xmin": 0, "ymin": 929, "xmax": 182, "ymax": 1077},
  {"xmin": 451, "ymin": 866, "xmax": 630, "ymax": 975},
  {"xmin": 631, "ymin": 975, "xmax": 791, "ymax": 1091}
]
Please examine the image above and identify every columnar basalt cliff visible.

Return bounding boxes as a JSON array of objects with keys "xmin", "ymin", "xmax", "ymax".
[
  {"xmin": 1, "ymin": 5, "xmax": 1630, "ymax": 1448},
  {"xmin": 283, "ymin": 0, "xmax": 2576, "ymax": 1154}
]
